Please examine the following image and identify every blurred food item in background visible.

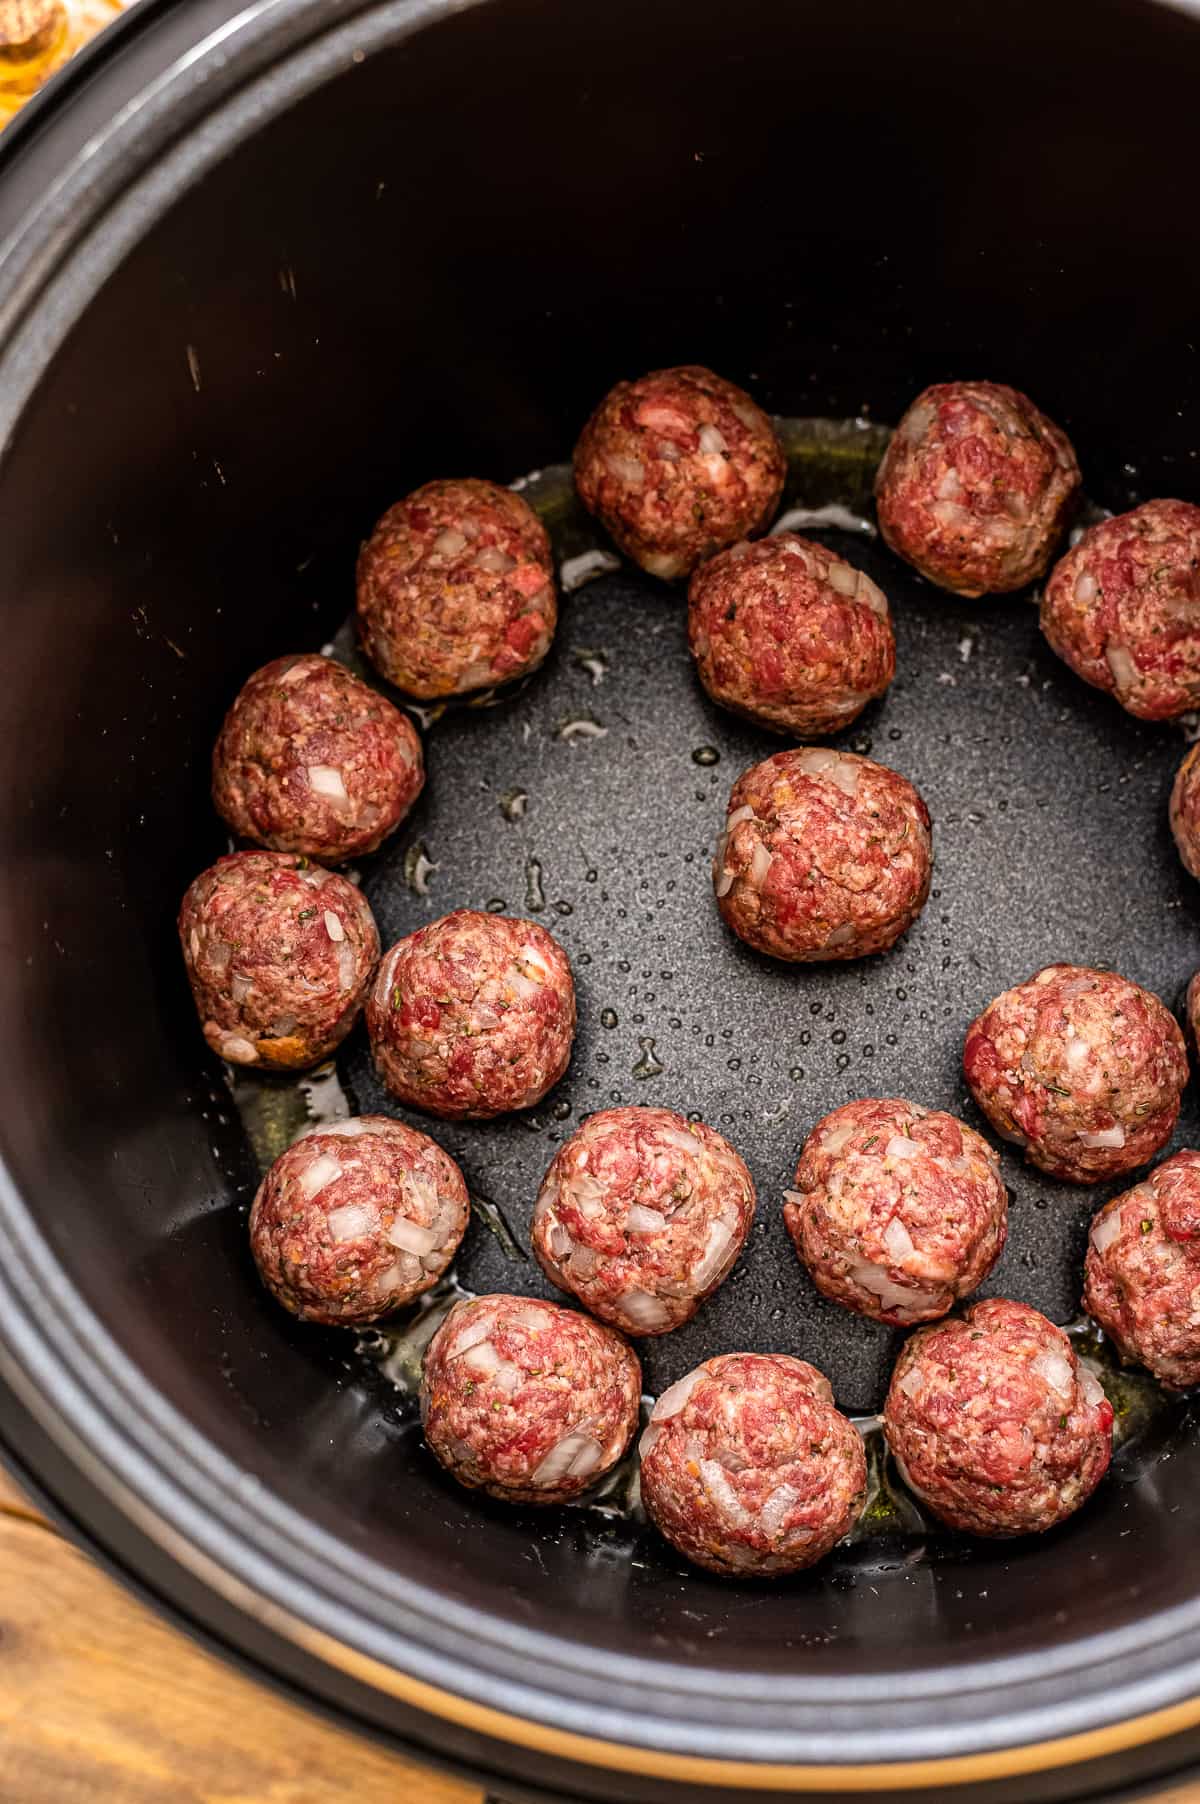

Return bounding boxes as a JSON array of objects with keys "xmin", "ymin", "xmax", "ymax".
[{"xmin": 0, "ymin": 1, "xmax": 129, "ymax": 129}]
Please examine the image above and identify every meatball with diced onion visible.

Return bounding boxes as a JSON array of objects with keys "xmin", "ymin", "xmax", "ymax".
[
  {"xmin": 1084, "ymin": 1149, "xmax": 1200, "ymax": 1390},
  {"xmin": 421, "ymin": 1293, "xmax": 642, "ymax": 1505},
  {"xmin": 785, "ymin": 1097, "xmax": 1007, "ymax": 1325},
  {"xmin": 178, "ymin": 851, "xmax": 379, "ymax": 1070},
  {"xmin": 531, "ymin": 1106, "xmax": 756, "ymax": 1336},
  {"xmin": 250, "ymin": 1116, "xmax": 469, "ymax": 1325},
  {"xmin": 714, "ymin": 747, "xmax": 932, "ymax": 962},
  {"xmin": 1171, "ymin": 741, "xmax": 1200, "ymax": 880}
]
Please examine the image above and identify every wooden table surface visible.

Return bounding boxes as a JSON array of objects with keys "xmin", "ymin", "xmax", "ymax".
[{"xmin": 0, "ymin": 1467, "xmax": 482, "ymax": 1803}]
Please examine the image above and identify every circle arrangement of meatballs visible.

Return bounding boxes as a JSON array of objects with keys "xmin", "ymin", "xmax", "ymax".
[{"xmin": 176, "ymin": 354, "xmax": 1200, "ymax": 1580}]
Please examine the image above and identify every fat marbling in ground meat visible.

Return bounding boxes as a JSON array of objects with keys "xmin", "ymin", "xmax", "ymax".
[
  {"xmin": 714, "ymin": 747, "xmax": 932, "ymax": 962},
  {"xmin": 531, "ymin": 1106, "xmax": 755, "ymax": 1337},
  {"xmin": 212, "ymin": 654, "xmax": 424, "ymax": 864},
  {"xmin": 1171, "ymin": 742, "xmax": 1200, "ymax": 880},
  {"xmin": 875, "ymin": 381, "xmax": 1080, "ymax": 597},
  {"xmin": 366, "ymin": 909, "xmax": 575, "ymax": 1119},
  {"xmin": 638, "ymin": 1352, "xmax": 866, "ymax": 1576},
  {"xmin": 179, "ymin": 851, "xmax": 379, "ymax": 1070},
  {"xmin": 421, "ymin": 1293, "xmax": 642, "ymax": 1505},
  {"xmin": 784, "ymin": 1097, "xmax": 1007, "ymax": 1326},
  {"xmin": 1084, "ymin": 1149, "xmax": 1200, "ymax": 1390},
  {"xmin": 1041, "ymin": 500, "xmax": 1200, "ymax": 720},
  {"xmin": 573, "ymin": 365, "xmax": 786, "ymax": 581},
  {"xmin": 356, "ymin": 478, "xmax": 556, "ymax": 699},
  {"xmin": 963, "ymin": 964, "xmax": 1187, "ymax": 1183},
  {"xmin": 687, "ymin": 533, "xmax": 895, "ymax": 736},
  {"xmin": 250, "ymin": 1116, "xmax": 469, "ymax": 1326},
  {"xmin": 883, "ymin": 1297, "xmax": 1113, "ymax": 1536}
]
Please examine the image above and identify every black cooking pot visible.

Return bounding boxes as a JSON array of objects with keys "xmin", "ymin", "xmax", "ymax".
[{"xmin": 4, "ymin": 2, "xmax": 1200, "ymax": 1799}]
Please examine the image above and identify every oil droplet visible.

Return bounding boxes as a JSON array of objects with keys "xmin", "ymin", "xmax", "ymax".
[
  {"xmin": 485, "ymin": 897, "xmax": 507, "ymax": 913},
  {"xmin": 554, "ymin": 899, "xmax": 574, "ymax": 916},
  {"xmin": 632, "ymin": 1037, "xmax": 664, "ymax": 1080},
  {"xmin": 525, "ymin": 856, "xmax": 547, "ymax": 913},
  {"xmin": 403, "ymin": 840, "xmax": 438, "ymax": 896},
  {"xmin": 500, "ymin": 788, "xmax": 528, "ymax": 822},
  {"xmin": 550, "ymin": 1098, "xmax": 572, "ymax": 1121},
  {"xmin": 691, "ymin": 745, "xmax": 720, "ymax": 766},
  {"xmin": 600, "ymin": 1008, "xmax": 619, "ymax": 1029}
]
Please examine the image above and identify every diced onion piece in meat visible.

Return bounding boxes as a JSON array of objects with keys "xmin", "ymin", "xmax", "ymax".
[
  {"xmin": 651, "ymin": 1368, "xmax": 704, "ymax": 1422},
  {"xmin": 857, "ymin": 573, "xmax": 889, "ymax": 617},
  {"xmin": 474, "ymin": 545, "xmax": 516, "ymax": 573},
  {"xmin": 608, "ymin": 453, "xmax": 644, "ymax": 486},
  {"xmin": 1105, "ymin": 643, "xmax": 1137, "ymax": 694},
  {"xmin": 510, "ymin": 969, "xmax": 541, "ymax": 1002},
  {"xmin": 782, "ymin": 1188, "xmax": 806, "ymax": 1211},
  {"xmin": 638, "ymin": 1422, "xmax": 663, "ymax": 1460},
  {"xmin": 449, "ymin": 1312, "xmax": 496, "ymax": 1358},
  {"xmin": 760, "ymin": 1482, "xmax": 800, "ymax": 1539},
  {"xmin": 267, "ymin": 1013, "xmax": 298, "ymax": 1038},
  {"xmin": 1074, "ymin": 571, "xmax": 1098, "ymax": 605},
  {"xmin": 618, "ymin": 1288, "xmax": 674, "ymax": 1333},
  {"xmin": 1078, "ymin": 1125, "xmax": 1126, "ymax": 1149},
  {"xmin": 715, "ymin": 868, "xmax": 735, "ymax": 898},
  {"xmin": 882, "ymin": 1215, "xmax": 916, "ymax": 1261},
  {"xmin": 826, "ymin": 560, "xmax": 858, "ymax": 596},
  {"xmin": 545, "ymin": 1217, "xmax": 572, "ymax": 1259},
  {"xmin": 627, "ymin": 1204, "xmax": 668, "ymax": 1235},
  {"xmin": 298, "ymin": 1153, "xmax": 343, "ymax": 1199},
  {"xmin": 847, "ymin": 1255, "xmax": 938, "ymax": 1314},
  {"xmin": 519, "ymin": 942, "xmax": 554, "ymax": 981},
  {"xmin": 936, "ymin": 467, "xmax": 963, "ymax": 502},
  {"xmin": 699, "ymin": 1459, "xmax": 745, "ymax": 1519},
  {"xmin": 885, "ymin": 1136, "xmax": 919, "ymax": 1164},
  {"xmin": 828, "ymin": 758, "xmax": 861, "ymax": 797},
  {"xmin": 221, "ymin": 1035, "xmax": 258, "ymax": 1062},
  {"xmin": 386, "ymin": 1216, "xmax": 439, "ymax": 1256},
  {"xmin": 323, "ymin": 909, "xmax": 345, "ymax": 942},
  {"xmin": 336, "ymin": 941, "xmax": 358, "ymax": 993},
  {"xmin": 230, "ymin": 973, "xmax": 253, "ymax": 1004},
  {"xmin": 726, "ymin": 804, "xmax": 755, "ymax": 830},
  {"xmin": 657, "ymin": 1125, "xmax": 701, "ymax": 1158},
  {"xmin": 691, "ymin": 1219, "xmax": 736, "ymax": 1291},
  {"xmin": 749, "ymin": 840, "xmax": 772, "ymax": 887},
  {"xmin": 433, "ymin": 527, "xmax": 468, "ymax": 557},
  {"xmin": 824, "ymin": 922, "xmax": 857, "ymax": 948},
  {"xmin": 1064, "ymin": 1035, "xmax": 1089, "ymax": 1069},
  {"xmin": 533, "ymin": 1429, "xmax": 602, "ymax": 1487},
  {"xmin": 1079, "ymin": 1366, "xmax": 1107, "ymax": 1412},
  {"xmin": 569, "ymin": 1243, "xmax": 599, "ymax": 1280},
  {"xmin": 326, "ymin": 1202, "xmax": 375, "ymax": 1241},
  {"xmin": 932, "ymin": 500, "xmax": 966, "ymax": 526},
  {"xmin": 209, "ymin": 940, "xmax": 233, "ymax": 972},
  {"xmin": 896, "ymin": 1364, "xmax": 923, "ymax": 1400},
  {"xmin": 279, "ymin": 660, "xmax": 309, "ymax": 685},
  {"xmin": 460, "ymin": 1339, "xmax": 499, "ymax": 1378},
  {"xmin": 566, "ymin": 1171, "xmax": 606, "ymax": 1217},
  {"xmin": 698, "ymin": 424, "xmax": 728, "ymax": 455},
  {"xmin": 1091, "ymin": 1208, "xmax": 1123, "ymax": 1255},
  {"xmin": 1032, "ymin": 1348, "xmax": 1075, "ymax": 1398},
  {"xmin": 797, "ymin": 747, "xmax": 839, "ymax": 775},
  {"xmin": 308, "ymin": 764, "xmax": 348, "ymax": 801}
]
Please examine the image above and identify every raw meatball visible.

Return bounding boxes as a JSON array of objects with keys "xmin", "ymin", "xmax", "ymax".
[
  {"xmin": 356, "ymin": 478, "xmax": 556, "ymax": 699},
  {"xmin": 1171, "ymin": 743, "xmax": 1200, "ymax": 879},
  {"xmin": 421, "ymin": 1293, "xmax": 642, "ymax": 1504},
  {"xmin": 875, "ymin": 381, "xmax": 1080, "ymax": 597},
  {"xmin": 179, "ymin": 852, "xmax": 379, "ymax": 1070},
  {"xmin": 1084, "ymin": 1150, "xmax": 1200, "ymax": 1390},
  {"xmin": 714, "ymin": 748, "xmax": 932, "ymax": 962},
  {"xmin": 212, "ymin": 654, "xmax": 424, "ymax": 864},
  {"xmin": 574, "ymin": 365, "xmax": 785, "ymax": 580},
  {"xmin": 638, "ymin": 1353, "xmax": 865, "ymax": 1576},
  {"xmin": 531, "ymin": 1107, "xmax": 756, "ymax": 1337},
  {"xmin": 1041, "ymin": 500, "xmax": 1200, "ymax": 720},
  {"xmin": 687, "ymin": 534, "xmax": 895, "ymax": 736},
  {"xmin": 249, "ymin": 1117, "xmax": 469, "ymax": 1326},
  {"xmin": 366, "ymin": 909, "xmax": 575, "ymax": 1119},
  {"xmin": 1189, "ymin": 971, "xmax": 1200, "ymax": 1055},
  {"xmin": 784, "ymin": 1098, "xmax": 1007, "ymax": 1325},
  {"xmin": 964, "ymin": 964, "xmax": 1187, "ymax": 1183}
]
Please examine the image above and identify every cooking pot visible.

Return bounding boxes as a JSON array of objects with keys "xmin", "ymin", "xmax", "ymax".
[{"xmin": 3, "ymin": 2, "xmax": 1200, "ymax": 1798}]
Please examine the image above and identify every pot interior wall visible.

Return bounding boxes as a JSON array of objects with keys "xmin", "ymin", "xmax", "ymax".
[{"xmin": 3, "ymin": 0, "xmax": 1200, "ymax": 1723}]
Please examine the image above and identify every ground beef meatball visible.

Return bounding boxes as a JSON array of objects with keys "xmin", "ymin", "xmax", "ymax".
[
  {"xmin": 784, "ymin": 1098, "xmax": 1007, "ymax": 1326},
  {"xmin": 212, "ymin": 654, "xmax": 424, "ymax": 864},
  {"xmin": 1083, "ymin": 1150, "xmax": 1200, "ymax": 1390},
  {"xmin": 964, "ymin": 964, "xmax": 1187, "ymax": 1184},
  {"xmin": 573, "ymin": 365, "xmax": 785, "ymax": 581},
  {"xmin": 687, "ymin": 534, "xmax": 895, "ymax": 736},
  {"xmin": 884, "ymin": 1299, "xmax": 1113, "ymax": 1536},
  {"xmin": 714, "ymin": 748, "xmax": 932, "ymax": 962},
  {"xmin": 1189, "ymin": 971, "xmax": 1200, "ymax": 1056},
  {"xmin": 875, "ymin": 381, "xmax": 1080, "ymax": 597},
  {"xmin": 1171, "ymin": 743, "xmax": 1200, "ymax": 880},
  {"xmin": 356, "ymin": 478, "xmax": 556, "ymax": 700},
  {"xmin": 638, "ymin": 1353, "xmax": 865, "ymax": 1576},
  {"xmin": 1041, "ymin": 501, "xmax": 1200, "ymax": 720},
  {"xmin": 421, "ymin": 1293, "xmax": 641, "ymax": 1505},
  {"xmin": 179, "ymin": 852, "xmax": 379, "ymax": 1069},
  {"xmin": 249, "ymin": 1116, "xmax": 469, "ymax": 1326},
  {"xmin": 531, "ymin": 1107, "xmax": 755, "ymax": 1337},
  {"xmin": 366, "ymin": 909, "xmax": 575, "ymax": 1119}
]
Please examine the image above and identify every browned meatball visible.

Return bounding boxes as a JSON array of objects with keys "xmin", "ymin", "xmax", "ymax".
[
  {"xmin": 531, "ymin": 1107, "xmax": 756, "ymax": 1336},
  {"xmin": 639, "ymin": 1353, "xmax": 866, "ymax": 1576},
  {"xmin": 249, "ymin": 1117, "xmax": 469, "ymax": 1325},
  {"xmin": 366, "ymin": 909, "xmax": 576, "ymax": 1119},
  {"xmin": 687, "ymin": 534, "xmax": 895, "ymax": 736},
  {"xmin": 1171, "ymin": 742, "xmax": 1200, "ymax": 880},
  {"xmin": 884, "ymin": 1299, "xmax": 1113, "ymax": 1537},
  {"xmin": 875, "ymin": 381, "xmax": 1080, "ymax": 597},
  {"xmin": 421, "ymin": 1294, "xmax": 642, "ymax": 1504},
  {"xmin": 964, "ymin": 964, "xmax": 1188, "ymax": 1183},
  {"xmin": 1084, "ymin": 1150, "xmax": 1200, "ymax": 1390},
  {"xmin": 1042, "ymin": 500, "xmax": 1200, "ymax": 720},
  {"xmin": 784, "ymin": 1097, "xmax": 1007, "ymax": 1325},
  {"xmin": 714, "ymin": 748, "xmax": 932, "ymax": 962},
  {"xmin": 212, "ymin": 654, "xmax": 424, "ymax": 864},
  {"xmin": 357, "ymin": 478, "xmax": 556, "ymax": 699},
  {"xmin": 574, "ymin": 365, "xmax": 785, "ymax": 580},
  {"xmin": 178, "ymin": 852, "xmax": 379, "ymax": 1070}
]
